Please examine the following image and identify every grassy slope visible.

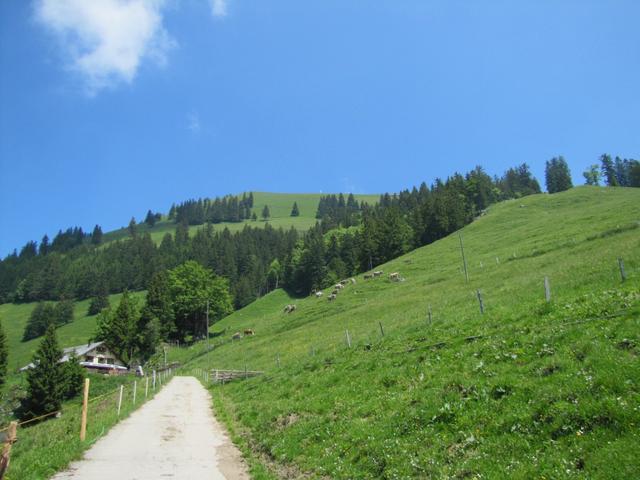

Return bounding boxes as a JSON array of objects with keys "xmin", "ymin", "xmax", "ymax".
[
  {"xmin": 0, "ymin": 292, "xmax": 145, "ymax": 375},
  {"xmin": 178, "ymin": 187, "xmax": 640, "ymax": 479},
  {"xmin": 103, "ymin": 192, "xmax": 379, "ymax": 245}
]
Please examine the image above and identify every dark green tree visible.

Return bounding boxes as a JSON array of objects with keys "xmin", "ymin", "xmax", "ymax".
[
  {"xmin": 545, "ymin": 156, "xmax": 573, "ymax": 193},
  {"xmin": 261, "ymin": 205, "xmax": 270, "ymax": 221},
  {"xmin": 39, "ymin": 234, "xmax": 50, "ymax": 255},
  {"xmin": 144, "ymin": 210, "xmax": 157, "ymax": 227},
  {"xmin": 54, "ymin": 297, "xmax": 74, "ymax": 325},
  {"xmin": 61, "ymin": 353, "xmax": 85, "ymax": 399},
  {"xmin": 600, "ymin": 154, "xmax": 618, "ymax": 186},
  {"xmin": 91, "ymin": 225, "xmax": 103, "ymax": 245},
  {"xmin": 0, "ymin": 320, "xmax": 7, "ymax": 388},
  {"xmin": 167, "ymin": 261, "xmax": 233, "ymax": 340},
  {"xmin": 88, "ymin": 290, "xmax": 110, "ymax": 316},
  {"xmin": 21, "ymin": 325, "xmax": 64, "ymax": 420},
  {"xmin": 251, "ymin": 212, "xmax": 257, "ymax": 221},
  {"xmin": 583, "ymin": 164, "xmax": 601, "ymax": 186},
  {"xmin": 95, "ymin": 291, "xmax": 139, "ymax": 366},
  {"xmin": 128, "ymin": 217, "xmax": 138, "ymax": 238},
  {"xmin": 23, "ymin": 302, "xmax": 55, "ymax": 341},
  {"xmin": 290, "ymin": 202, "xmax": 300, "ymax": 217},
  {"xmin": 141, "ymin": 271, "xmax": 175, "ymax": 339}
]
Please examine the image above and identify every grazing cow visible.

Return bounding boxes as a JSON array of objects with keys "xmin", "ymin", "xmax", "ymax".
[
  {"xmin": 334, "ymin": 283, "xmax": 344, "ymax": 290},
  {"xmin": 373, "ymin": 270, "xmax": 384, "ymax": 277},
  {"xmin": 363, "ymin": 273, "xmax": 373, "ymax": 280},
  {"xmin": 389, "ymin": 272, "xmax": 400, "ymax": 281},
  {"xmin": 331, "ymin": 289, "xmax": 339, "ymax": 296},
  {"xmin": 315, "ymin": 291, "xmax": 323, "ymax": 298},
  {"xmin": 244, "ymin": 329, "xmax": 255, "ymax": 336},
  {"xmin": 340, "ymin": 279, "xmax": 349, "ymax": 286},
  {"xmin": 311, "ymin": 289, "xmax": 317, "ymax": 295},
  {"xmin": 232, "ymin": 332, "xmax": 242, "ymax": 340},
  {"xmin": 328, "ymin": 293, "xmax": 337, "ymax": 301},
  {"xmin": 350, "ymin": 277, "xmax": 357, "ymax": 285},
  {"xmin": 284, "ymin": 304, "xmax": 297, "ymax": 313}
]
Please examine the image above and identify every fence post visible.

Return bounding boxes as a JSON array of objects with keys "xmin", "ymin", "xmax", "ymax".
[
  {"xmin": 117, "ymin": 385, "xmax": 124, "ymax": 417},
  {"xmin": 80, "ymin": 378, "xmax": 90, "ymax": 441},
  {"xmin": 459, "ymin": 233, "xmax": 469, "ymax": 283},
  {"xmin": 618, "ymin": 258, "xmax": 627, "ymax": 282},
  {"xmin": 379, "ymin": 322, "xmax": 385, "ymax": 337},
  {"xmin": 427, "ymin": 304, "xmax": 432, "ymax": 325},
  {"xmin": 345, "ymin": 330, "xmax": 352, "ymax": 348},
  {"xmin": 476, "ymin": 289, "xmax": 484, "ymax": 314},
  {"xmin": 145, "ymin": 377, "xmax": 149, "ymax": 398},
  {"xmin": 133, "ymin": 380, "xmax": 137, "ymax": 405},
  {"xmin": 276, "ymin": 355, "xmax": 281, "ymax": 368},
  {"xmin": 0, "ymin": 421, "xmax": 17, "ymax": 479},
  {"xmin": 152, "ymin": 370, "xmax": 156, "ymax": 391},
  {"xmin": 544, "ymin": 276, "xmax": 551, "ymax": 302}
]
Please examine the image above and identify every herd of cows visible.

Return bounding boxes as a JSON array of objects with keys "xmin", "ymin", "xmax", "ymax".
[{"xmin": 232, "ymin": 270, "xmax": 403, "ymax": 340}]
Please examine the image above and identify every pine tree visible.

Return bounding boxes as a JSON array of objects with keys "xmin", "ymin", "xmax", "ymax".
[
  {"xmin": 0, "ymin": 320, "xmax": 7, "ymax": 388},
  {"xmin": 91, "ymin": 225, "xmax": 103, "ymax": 245},
  {"xmin": 21, "ymin": 325, "xmax": 64, "ymax": 420},
  {"xmin": 95, "ymin": 291, "xmax": 139, "ymax": 366},
  {"xmin": 290, "ymin": 202, "xmax": 300, "ymax": 217},
  {"xmin": 545, "ymin": 157, "xmax": 573, "ymax": 193},
  {"xmin": 600, "ymin": 154, "xmax": 618, "ymax": 186},
  {"xmin": 23, "ymin": 302, "xmax": 55, "ymax": 341},
  {"xmin": 54, "ymin": 297, "xmax": 74, "ymax": 325},
  {"xmin": 251, "ymin": 212, "xmax": 258, "ymax": 221},
  {"xmin": 128, "ymin": 218, "xmax": 138, "ymax": 238},
  {"xmin": 88, "ymin": 291, "xmax": 110, "ymax": 316},
  {"xmin": 145, "ymin": 209, "xmax": 157, "ymax": 227},
  {"xmin": 248, "ymin": 192, "xmax": 254, "ymax": 208},
  {"xmin": 61, "ymin": 353, "xmax": 84, "ymax": 399},
  {"xmin": 262, "ymin": 205, "xmax": 271, "ymax": 221},
  {"xmin": 39, "ymin": 235, "xmax": 50, "ymax": 255}
]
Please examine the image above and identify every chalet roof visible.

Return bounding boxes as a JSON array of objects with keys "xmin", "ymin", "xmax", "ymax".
[
  {"xmin": 20, "ymin": 340, "xmax": 116, "ymax": 371},
  {"xmin": 61, "ymin": 341, "xmax": 106, "ymax": 362}
]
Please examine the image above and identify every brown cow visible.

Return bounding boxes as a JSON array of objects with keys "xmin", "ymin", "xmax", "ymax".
[
  {"xmin": 328, "ymin": 293, "xmax": 337, "ymax": 301},
  {"xmin": 363, "ymin": 273, "xmax": 373, "ymax": 280},
  {"xmin": 232, "ymin": 332, "xmax": 242, "ymax": 340},
  {"xmin": 284, "ymin": 304, "xmax": 297, "ymax": 313},
  {"xmin": 244, "ymin": 329, "xmax": 255, "ymax": 336}
]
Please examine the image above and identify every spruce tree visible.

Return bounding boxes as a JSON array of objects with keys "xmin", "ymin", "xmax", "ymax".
[
  {"xmin": 251, "ymin": 212, "xmax": 258, "ymax": 221},
  {"xmin": 91, "ymin": 225, "xmax": 103, "ymax": 245},
  {"xmin": 88, "ymin": 291, "xmax": 110, "ymax": 316},
  {"xmin": 23, "ymin": 302, "xmax": 55, "ymax": 342},
  {"xmin": 95, "ymin": 291, "xmax": 139, "ymax": 366},
  {"xmin": 290, "ymin": 202, "xmax": 300, "ymax": 217},
  {"xmin": 0, "ymin": 320, "xmax": 7, "ymax": 388},
  {"xmin": 545, "ymin": 157, "xmax": 573, "ymax": 193},
  {"xmin": 39, "ymin": 234, "xmax": 50, "ymax": 255},
  {"xmin": 54, "ymin": 297, "xmax": 74, "ymax": 325},
  {"xmin": 21, "ymin": 325, "xmax": 64, "ymax": 420},
  {"xmin": 61, "ymin": 353, "xmax": 85, "ymax": 399},
  {"xmin": 262, "ymin": 205, "xmax": 271, "ymax": 221},
  {"xmin": 145, "ymin": 209, "xmax": 157, "ymax": 227},
  {"xmin": 128, "ymin": 218, "xmax": 138, "ymax": 238},
  {"xmin": 600, "ymin": 154, "xmax": 618, "ymax": 186}
]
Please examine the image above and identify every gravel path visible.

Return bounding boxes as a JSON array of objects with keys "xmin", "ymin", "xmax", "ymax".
[{"xmin": 51, "ymin": 376, "xmax": 250, "ymax": 480}]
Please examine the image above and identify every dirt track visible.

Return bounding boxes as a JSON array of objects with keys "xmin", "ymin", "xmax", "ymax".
[{"xmin": 51, "ymin": 376, "xmax": 250, "ymax": 480}]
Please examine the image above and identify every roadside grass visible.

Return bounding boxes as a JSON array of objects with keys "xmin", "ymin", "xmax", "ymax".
[
  {"xmin": 177, "ymin": 186, "xmax": 640, "ymax": 478},
  {"xmin": 5, "ymin": 370, "xmax": 174, "ymax": 480},
  {"xmin": 103, "ymin": 192, "xmax": 379, "ymax": 245}
]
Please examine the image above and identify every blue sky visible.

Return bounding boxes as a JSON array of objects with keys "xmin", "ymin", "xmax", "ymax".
[{"xmin": 1, "ymin": 0, "xmax": 639, "ymax": 256}]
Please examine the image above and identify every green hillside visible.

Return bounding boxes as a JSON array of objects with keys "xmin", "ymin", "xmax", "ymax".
[
  {"xmin": 176, "ymin": 187, "xmax": 640, "ymax": 478},
  {"xmin": 103, "ymin": 192, "xmax": 379, "ymax": 245},
  {"xmin": 0, "ymin": 292, "xmax": 145, "ymax": 375}
]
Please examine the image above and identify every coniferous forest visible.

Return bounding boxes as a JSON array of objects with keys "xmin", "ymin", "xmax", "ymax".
[{"xmin": 1, "ymin": 157, "xmax": 638, "ymax": 338}]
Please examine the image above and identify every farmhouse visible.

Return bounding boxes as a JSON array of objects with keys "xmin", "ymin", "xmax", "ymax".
[{"xmin": 21, "ymin": 341, "xmax": 128, "ymax": 374}]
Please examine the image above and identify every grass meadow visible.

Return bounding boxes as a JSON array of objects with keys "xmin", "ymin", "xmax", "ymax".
[{"xmin": 176, "ymin": 186, "xmax": 640, "ymax": 478}]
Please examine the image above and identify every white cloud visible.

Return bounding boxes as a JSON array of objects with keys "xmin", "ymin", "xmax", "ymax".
[
  {"xmin": 209, "ymin": 0, "xmax": 227, "ymax": 18},
  {"xmin": 35, "ymin": 0, "xmax": 176, "ymax": 94},
  {"xmin": 187, "ymin": 111, "xmax": 201, "ymax": 133}
]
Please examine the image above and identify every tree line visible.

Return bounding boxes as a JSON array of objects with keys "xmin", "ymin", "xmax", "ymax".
[{"xmin": 168, "ymin": 192, "xmax": 255, "ymax": 225}]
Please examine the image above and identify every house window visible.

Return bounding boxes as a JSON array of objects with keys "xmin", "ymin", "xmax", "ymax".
[
  {"xmin": 106, "ymin": 358, "xmax": 114, "ymax": 365},
  {"xmin": 85, "ymin": 356, "xmax": 94, "ymax": 362}
]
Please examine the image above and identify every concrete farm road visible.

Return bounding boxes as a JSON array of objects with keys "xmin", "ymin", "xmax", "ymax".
[{"xmin": 52, "ymin": 376, "xmax": 250, "ymax": 480}]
